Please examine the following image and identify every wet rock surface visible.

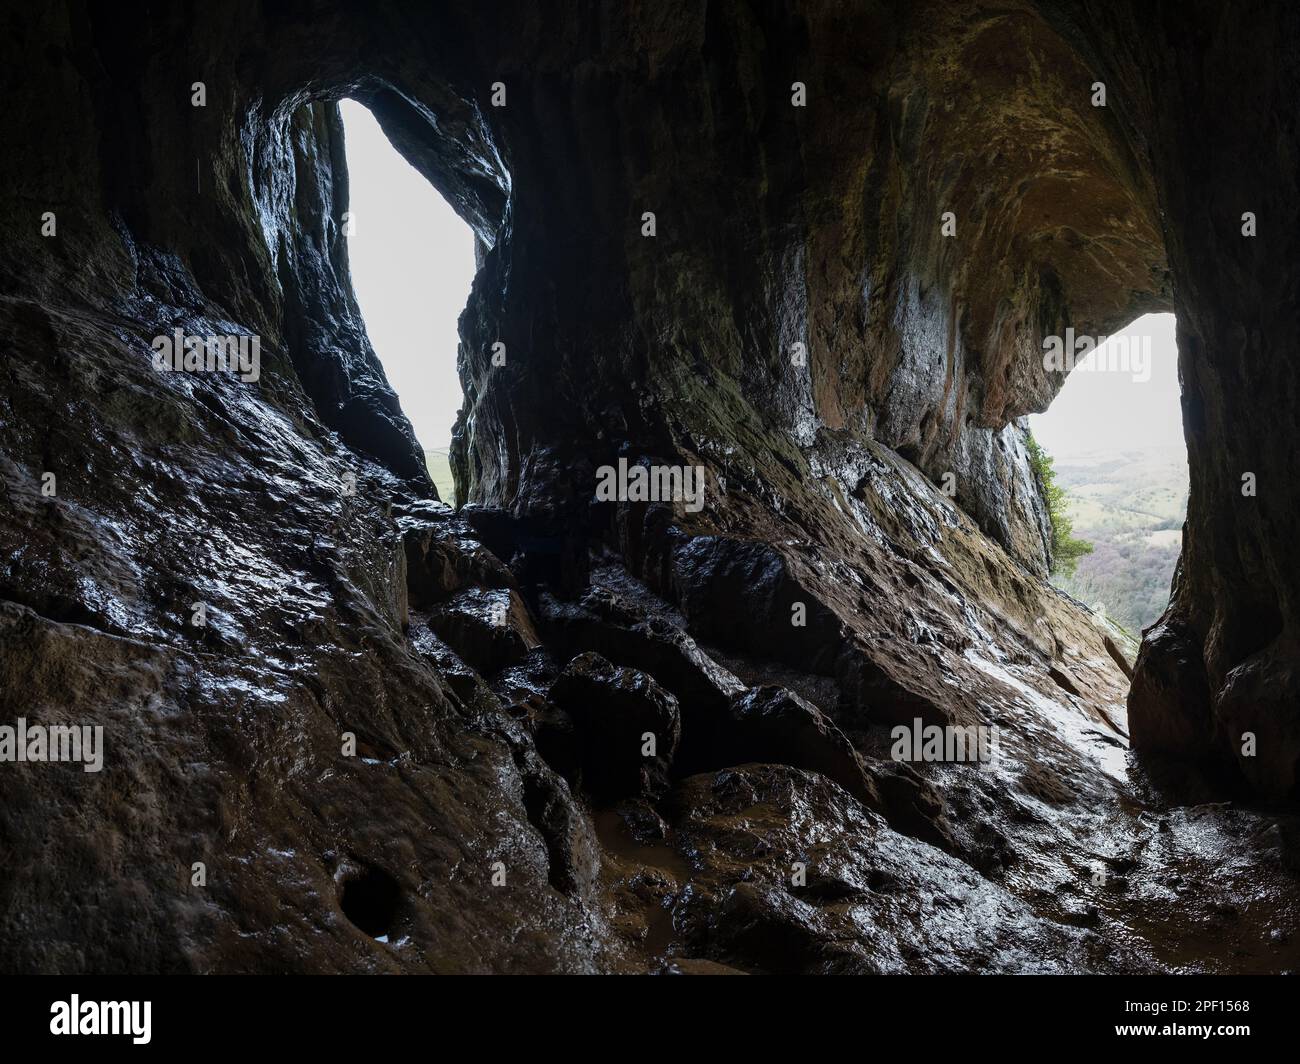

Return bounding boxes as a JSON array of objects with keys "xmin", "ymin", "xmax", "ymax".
[
  {"xmin": 1, "ymin": 1, "xmax": 1298, "ymax": 973},
  {"xmin": 548, "ymin": 652, "xmax": 681, "ymax": 800}
]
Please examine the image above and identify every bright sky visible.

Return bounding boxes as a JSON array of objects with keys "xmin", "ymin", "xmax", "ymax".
[
  {"xmin": 1028, "ymin": 312, "xmax": 1185, "ymax": 457},
  {"xmin": 339, "ymin": 99, "xmax": 475, "ymax": 453}
]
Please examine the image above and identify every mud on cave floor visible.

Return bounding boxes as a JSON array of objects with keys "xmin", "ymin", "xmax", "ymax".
[{"xmin": 591, "ymin": 660, "xmax": 1300, "ymax": 973}]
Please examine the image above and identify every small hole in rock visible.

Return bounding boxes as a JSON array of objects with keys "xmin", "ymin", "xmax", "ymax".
[{"xmin": 339, "ymin": 864, "xmax": 401, "ymax": 939}]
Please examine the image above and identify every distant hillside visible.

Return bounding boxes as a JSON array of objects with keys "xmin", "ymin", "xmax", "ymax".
[
  {"xmin": 426, "ymin": 448, "xmax": 456, "ymax": 505},
  {"xmin": 1048, "ymin": 445, "xmax": 1188, "ymax": 637}
]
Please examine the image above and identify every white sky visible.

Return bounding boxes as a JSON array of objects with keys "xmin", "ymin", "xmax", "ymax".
[
  {"xmin": 340, "ymin": 99, "xmax": 475, "ymax": 453},
  {"xmin": 1028, "ymin": 312, "xmax": 1184, "ymax": 456}
]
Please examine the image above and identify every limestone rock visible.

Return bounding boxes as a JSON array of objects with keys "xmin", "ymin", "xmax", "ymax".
[{"xmin": 548, "ymin": 652, "xmax": 681, "ymax": 800}]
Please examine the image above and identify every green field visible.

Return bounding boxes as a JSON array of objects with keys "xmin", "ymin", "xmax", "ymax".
[
  {"xmin": 426, "ymin": 448, "xmax": 457, "ymax": 505},
  {"xmin": 1049, "ymin": 445, "xmax": 1188, "ymax": 636}
]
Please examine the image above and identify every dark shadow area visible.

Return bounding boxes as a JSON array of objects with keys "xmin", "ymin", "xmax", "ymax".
[{"xmin": 339, "ymin": 864, "xmax": 401, "ymax": 939}]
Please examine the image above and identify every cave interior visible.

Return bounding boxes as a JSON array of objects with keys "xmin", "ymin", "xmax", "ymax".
[{"xmin": 1, "ymin": 0, "xmax": 1298, "ymax": 974}]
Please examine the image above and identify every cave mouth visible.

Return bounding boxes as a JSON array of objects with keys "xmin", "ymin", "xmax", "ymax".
[
  {"xmin": 338, "ymin": 98, "xmax": 476, "ymax": 504},
  {"xmin": 1028, "ymin": 312, "xmax": 1188, "ymax": 648}
]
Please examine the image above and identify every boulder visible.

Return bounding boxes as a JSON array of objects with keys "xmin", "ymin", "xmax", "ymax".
[
  {"xmin": 549, "ymin": 652, "xmax": 681, "ymax": 800},
  {"xmin": 428, "ymin": 588, "xmax": 542, "ymax": 676}
]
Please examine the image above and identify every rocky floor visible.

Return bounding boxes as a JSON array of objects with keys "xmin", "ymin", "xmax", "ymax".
[
  {"xmin": 2, "ymin": 292, "xmax": 1299, "ymax": 973},
  {"xmin": 449, "ymin": 538, "xmax": 1300, "ymax": 975}
]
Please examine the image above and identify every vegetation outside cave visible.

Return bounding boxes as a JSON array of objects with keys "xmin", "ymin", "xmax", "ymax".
[{"xmin": 1027, "ymin": 313, "xmax": 1188, "ymax": 641}]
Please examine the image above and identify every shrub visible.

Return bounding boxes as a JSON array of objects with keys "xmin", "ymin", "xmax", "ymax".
[{"xmin": 1025, "ymin": 433, "xmax": 1094, "ymax": 577}]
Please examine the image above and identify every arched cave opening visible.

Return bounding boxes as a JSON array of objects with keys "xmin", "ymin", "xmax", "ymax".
[
  {"xmin": 336, "ymin": 99, "xmax": 476, "ymax": 505},
  {"xmin": 1028, "ymin": 312, "xmax": 1188, "ymax": 658}
]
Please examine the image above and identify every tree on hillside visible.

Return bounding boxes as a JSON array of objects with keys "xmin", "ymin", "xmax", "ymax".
[{"xmin": 1026, "ymin": 433, "xmax": 1094, "ymax": 577}]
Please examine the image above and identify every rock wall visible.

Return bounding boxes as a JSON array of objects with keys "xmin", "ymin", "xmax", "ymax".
[
  {"xmin": 1, "ymin": 0, "xmax": 1297, "ymax": 973},
  {"xmin": 1086, "ymin": 1, "xmax": 1300, "ymax": 799}
]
